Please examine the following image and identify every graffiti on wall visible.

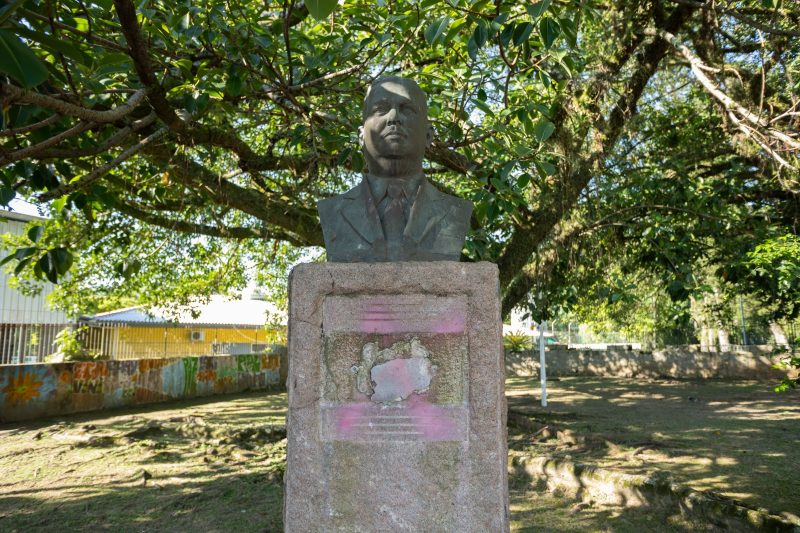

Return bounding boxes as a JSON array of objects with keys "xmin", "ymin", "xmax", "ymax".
[
  {"xmin": 72, "ymin": 362, "xmax": 108, "ymax": 394},
  {"xmin": 182, "ymin": 357, "xmax": 198, "ymax": 396},
  {"xmin": 0, "ymin": 353, "xmax": 282, "ymax": 422},
  {"xmin": 2, "ymin": 370, "xmax": 43, "ymax": 405},
  {"xmin": 0, "ymin": 365, "xmax": 60, "ymax": 409}
]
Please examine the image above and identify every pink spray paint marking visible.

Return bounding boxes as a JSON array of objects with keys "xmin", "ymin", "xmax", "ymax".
[
  {"xmin": 326, "ymin": 393, "xmax": 466, "ymax": 442},
  {"xmin": 358, "ymin": 297, "xmax": 465, "ymax": 334},
  {"xmin": 431, "ymin": 308, "xmax": 466, "ymax": 334},
  {"xmin": 405, "ymin": 393, "xmax": 460, "ymax": 441}
]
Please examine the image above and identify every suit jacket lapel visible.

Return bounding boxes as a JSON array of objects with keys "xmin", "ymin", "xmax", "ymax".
[
  {"xmin": 405, "ymin": 178, "xmax": 447, "ymax": 244},
  {"xmin": 341, "ymin": 179, "xmax": 383, "ymax": 244}
]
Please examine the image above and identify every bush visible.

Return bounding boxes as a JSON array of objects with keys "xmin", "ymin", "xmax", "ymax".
[
  {"xmin": 48, "ymin": 326, "xmax": 107, "ymax": 362},
  {"xmin": 503, "ymin": 332, "xmax": 532, "ymax": 353},
  {"xmin": 774, "ymin": 353, "xmax": 799, "ymax": 392}
]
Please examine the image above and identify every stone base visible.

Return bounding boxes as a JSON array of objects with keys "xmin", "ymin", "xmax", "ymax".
[{"xmin": 284, "ymin": 262, "xmax": 508, "ymax": 532}]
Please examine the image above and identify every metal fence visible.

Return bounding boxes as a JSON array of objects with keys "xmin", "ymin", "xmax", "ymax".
[
  {"xmin": 0, "ymin": 321, "xmax": 286, "ymax": 364},
  {"xmin": 0, "ymin": 323, "xmax": 69, "ymax": 365},
  {"xmin": 78, "ymin": 322, "xmax": 285, "ymax": 360}
]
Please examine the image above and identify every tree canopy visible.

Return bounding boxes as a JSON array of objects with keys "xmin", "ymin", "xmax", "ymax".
[{"xmin": 0, "ymin": 0, "xmax": 797, "ymax": 320}]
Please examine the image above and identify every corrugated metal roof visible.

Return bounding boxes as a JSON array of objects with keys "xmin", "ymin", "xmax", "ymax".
[
  {"xmin": 83, "ymin": 295, "xmax": 285, "ymax": 326},
  {"xmin": 0, "ymin": 198, "xmax": 46, "ymax": 222}
]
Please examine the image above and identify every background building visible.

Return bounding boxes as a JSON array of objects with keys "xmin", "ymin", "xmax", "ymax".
[
  {"xmin": 0, "ymin": 204, "xmax": 70, "ymax": 364},
  {"xmin": 79, "ymin": 294, "xmax": 286, "ymax": 359}
]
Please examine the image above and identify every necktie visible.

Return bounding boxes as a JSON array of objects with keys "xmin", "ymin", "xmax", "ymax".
[{"xmin": 382, "ymin": 183, "xmax": 406, "ymax": 244}]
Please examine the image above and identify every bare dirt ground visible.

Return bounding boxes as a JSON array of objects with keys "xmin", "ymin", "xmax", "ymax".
[{"xmin": 0, "ymin": 377, "xmax": 796, "ymax": 532}]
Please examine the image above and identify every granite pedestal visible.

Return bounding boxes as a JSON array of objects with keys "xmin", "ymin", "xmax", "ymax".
[{"xmin": 284, "ymin": 262, "xmax": 508, "ymax": 532}]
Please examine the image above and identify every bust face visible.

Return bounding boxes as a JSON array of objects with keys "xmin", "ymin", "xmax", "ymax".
[{"xmin": 360, "ymin": 78, "xmax": 432, "ymax": 176}]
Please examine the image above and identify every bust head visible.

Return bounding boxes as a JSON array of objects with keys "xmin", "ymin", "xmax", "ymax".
[{"xmin": 359, "ymin": 76, "xmax": 433, "ymax": 179}]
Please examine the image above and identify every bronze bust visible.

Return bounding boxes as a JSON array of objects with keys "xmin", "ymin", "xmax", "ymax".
[{"xmin": 318, "ymin": 76, "xmax": 472, "ymax": 262}]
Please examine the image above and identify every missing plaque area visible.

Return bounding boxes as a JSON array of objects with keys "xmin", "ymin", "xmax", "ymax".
[
  {"xmin": 354, "ymin": 338, "xmax": 434, "ymax": 402},
  {"xmin": 320, "ymin": 333, "xmax": 468, "ymax": 443}
]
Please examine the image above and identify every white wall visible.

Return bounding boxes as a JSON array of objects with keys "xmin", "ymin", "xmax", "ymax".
[{"xmin": 0, "ymin": 211, "xmax": 69, "ymax": 325}]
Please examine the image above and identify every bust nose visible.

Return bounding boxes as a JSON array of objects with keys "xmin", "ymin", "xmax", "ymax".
[{"xmin": 385, "ymin": 106, "xmax": 401, "ymax": 125}]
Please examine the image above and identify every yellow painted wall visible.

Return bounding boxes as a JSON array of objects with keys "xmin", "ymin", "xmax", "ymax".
[{"xmin": 85, "ymin": 325, "xmax": 286, "ymax": 359}]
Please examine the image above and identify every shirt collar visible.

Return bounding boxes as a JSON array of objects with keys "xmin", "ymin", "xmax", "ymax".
[{"xmin": 365, "ymin": 174, "xmax": 423, "ymax": 202}]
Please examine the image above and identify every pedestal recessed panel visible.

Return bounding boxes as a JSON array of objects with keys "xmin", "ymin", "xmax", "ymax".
[{"xmin": 284, "ymin": 262, "xmax": 508, "ymax": 533}]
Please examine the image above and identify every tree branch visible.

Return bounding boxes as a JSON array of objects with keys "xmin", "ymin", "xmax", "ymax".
[
  {"xmin": 667, "ymin": 0, "xmax": 800, "ymax": 37},
  {"xmin": 0, "ymin": 120, "xmax": 95, "ymax": 166},
  {"xmin": 496, "ymin": 3, "xmax": 698, "ymax": 302},
  {"xmin": 108, "ymin": 199, "xmax": 303, "ymax": 244},
  {"xmin": 651, "ymin": 28, "xmax": 799, "ymax": 168},
  {"xmin": 0, "ymin": 113, "xmax": 61, "ymax": 136},
  {"xmin": 113, "ymin": 0, "xmax": 184, "ymax": 132},
  {"xmin": 38, "ymin": 126, "xmax": 168, "ymax": 200},
  {"xmin": 142, "ymin": 144, "xmax": 324, "ymax": 246},
  {"xmin": 37, "ymin": 112, "xmax": 157, "ymax": 158},
  {"xmin": 20, "ymin": 8, "xmax": 128, "ymax": 51},
  {"xmin": 0, "ymin": 84, "xmax": 146, "ymax": 123}
]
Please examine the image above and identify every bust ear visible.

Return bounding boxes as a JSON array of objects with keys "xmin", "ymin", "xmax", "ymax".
[
  {"xmin": 426, "ymin": 125, "xmax": 434, "ymax": 148},
  {"xmin": 358, "ymin": 126, "xmax": 365, "ymax": 148}
]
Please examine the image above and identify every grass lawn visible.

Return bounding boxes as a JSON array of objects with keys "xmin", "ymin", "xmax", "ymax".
[
  {"xmin": 507, "ymin": 376, "xmax": 800, "ymax": 515},
  {"xmin": 0, "ymin": 377, "xmax": 796, "ymax": 532}
]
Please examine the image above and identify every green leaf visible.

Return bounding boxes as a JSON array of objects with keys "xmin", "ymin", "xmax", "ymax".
[
  {"xmin": 473, "ymin": 20, "xmax": 488, "ymax": 48},
  {"xmin": 499, "ymin": 160, "xmax": 516, "ymax": 180},
  {"xmin": 424, "ymin": 16, "xmax": 451, "ymax": 46},
  {"xmin": 521, "ymin": 112, "xmax": 535, "ymax": 136},
  {"xmin": 499, "ymin": 23, "xmax": 515, "ymax": 47},
  {"xmin": 27, "ymin": 225, "xmax": 44, "ymax": 243},
  {"xmin": 539, "ymin": 17, "xmax": 560, "ymax": 49},
  {"xmin": 0, "ymin": 186, "xmax": 14, "ymax": 206},
  {"xmin": 513, "ymin": 22, "xmax": 534, "ymax": 46},
  {"xmin": 42, "ymin": 247, "xmax": 73, "ymax": 281},
  {"xmin": 117, "ymin": 258, "xmax": 142, "ymax": 280},
  {"xmin": 533, "ymin": 119, "xmax": 555, "ymax": 142},
  {"xmin": 444, "ymin": 17, "xmax": 468, "ymax": 44},
  {"xmin": 225, "ymin": 75, "xmax": 243, "ymax": 97},
  {"xmin": 560, "ymin": 17, "xmax": 578, "ymax": 48},
  {"xmin": 14, "ymin": 256, "xmax": 32, "ymax": 276},
  {"xmin": 472, "ymin": 98, "xmax": 493, "ymax": 115},
  {"xmin": 0, "ymin": 30, "xmax": 49, "ymax": 88},
  {"xmin": 527, "ymin": 0, "xmax": 552, "ymax": 19},
  {"xmin": 12, "ymin": 26, "xmax": 91, "ymax": 66},
  {"xmin": 37, "ymin": 253, "xmax": 58, "ymax": 283},
  {"xmin": 514, "ymin": 144, "xmax": 534, "ymax": 157},
  {"xmin": 57, "ymin": 248, "xmax": 71, "ymax": 274},
  {"xmin": 536, "ymin": 161, "xmax": 556, "ymax": 176},
  {"xmin": 467, "ymin": 34, "xmax": 478, "ymax": 60},
  {"xmin": 306, "ymin": 0, "xmax": 337, "ymax": 20},
  {"xmin": 0, "ymin": 246, "xmax": 34, "ymax": 267},
  {"xmin": 52, "ymin": 196, "xmax": 68, "ymax": 214}
]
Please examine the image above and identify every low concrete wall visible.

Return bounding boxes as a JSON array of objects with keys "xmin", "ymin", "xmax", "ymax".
[
  {"xmin": 506, "ymin": 345, "xmax": 790, "ymax": 380},
  {"xmin": 0, "ymin": 349, "xmax": 287, "ymax": 423}
]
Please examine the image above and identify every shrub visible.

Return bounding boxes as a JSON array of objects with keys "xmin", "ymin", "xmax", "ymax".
[{"xmin": 503, "ymin": 332, "xmax": 532, "ymax": 353}]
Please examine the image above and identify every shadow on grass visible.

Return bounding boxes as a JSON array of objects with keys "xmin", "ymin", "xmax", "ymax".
[
  {"xmin": 0, "ymin": 465, "xmax": 284, "ymax": 533},
  {"xmin": 506, "ymin": 376, "xmax": 800, "ymax": 514},
  {"xmin": 3, "ymin": 377, "xmax": 798, "ymax": 531}
]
